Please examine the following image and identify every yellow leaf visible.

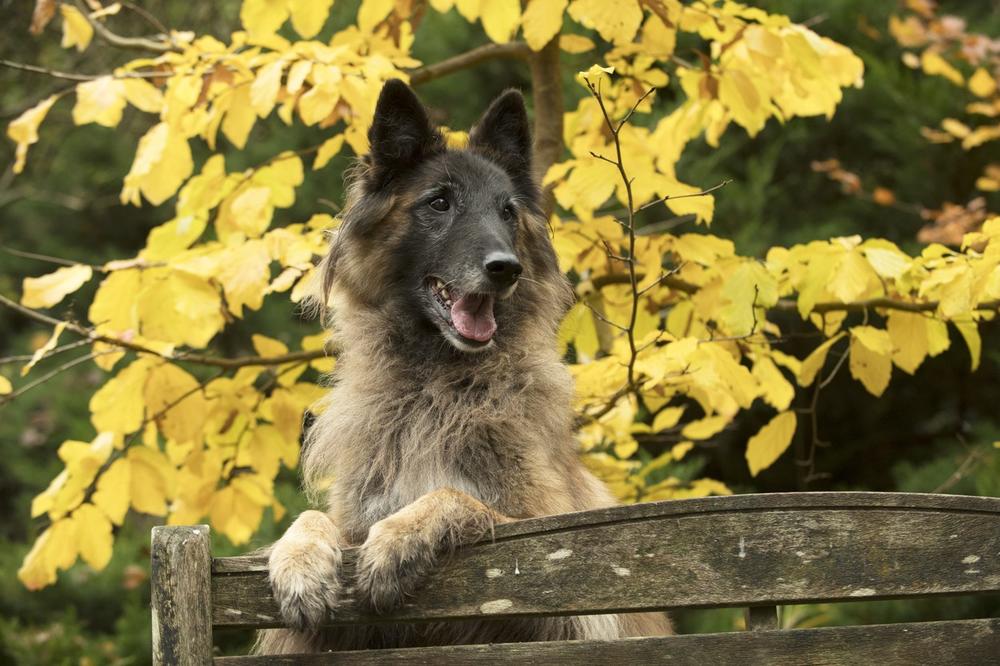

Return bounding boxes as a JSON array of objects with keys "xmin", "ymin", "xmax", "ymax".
[
  {"xmin": 829, "ymin": 250, "xmax": 879, "ymax": 302},
  {"xmin": 90, "ymin": 358, "xmax": 153, "ymax": 435},
  {"xmin": 358, "ymin": 0, "xmax": 394, "ymax": 33},
  {"xmin": 92, "ymin": 458, "xmax": 130, "ymax": 525},
  {"xmin": 720, "ymin": 262, "xmax": 777, "ymax": 335},
  {"xmin": 252, "ymin": 334, "xmax": 289, "ymax": 357},
  {"xmin": 962, "ymin": 124, "xmax": 1000, "ymax": 150},
  {"xmin": 652, "ymin": 406, "xmax": 685, "ymax": 433},
  {"xmin": 251, "ymin": 60, "xmax": 284, "ymax": 118},
  {"xmin": 73, "ymin": 76, "xmax": 127, "ymax": 128},
  {"xmin": 313, "ymin": 134, "xmax": 345, "ymax": 170},
  {"xmin": 144, "ymin": 363, "xmax": 207, "ymax": 445},
  {"xmin": 217, "ymin": 240, "xmax": 272, "ymax": 315},
  {"xmin": 237, "ymin": 424, "xmax": 296, "ymax": 478},
  {"xmin": 862, "ymin": 240, "xmax": 911, "ymax": 280},
  {"xmin": 210, "ymin": 483, "xmax": 264, "ymax": 545},
  {"xmin": 481, "ymin": 0, "xmax": 521, "ymax": 43},
  {"xmin": 523, "ymin": 0, "xmax": 567, "ymax": 50},
  {"xmin": 568, "ymin": 0, "xmax": 642, "ymax": 45},
  {"xmin": 719, "ymin": 68, "xmax": 765, "ymax": 135},
  {"xmin": 121, "ymin": 122, "xmax": 194, "ymax": 206},
  {"xmin": 7, "ymin": 94, "xmax": 58, "ymax": 174},
  {"xmin": 672, "ymin": 441, "xmax": 694, "ymax": 461},
  {"xmin": 969, "ymin": 67, "xmax": 997, "ymax": 98},
  {"xmin": 122, "ymin": 78, "xmax": 164, "ymax": 113},
  {"xmin": 0, "ymin": 375, "xmax": 11, "ymax": 395},
  {"xmin": 221, "ymin": 86, "xmax": 257, "ymax": 149},
  {"xmin": 753, "ymin": 356, "xmax": 794, "ymax": 411},
  {"xmin": 228, "ymin": 187, "xmax": 274, "ymax": 238},
  {"xmin": 558, "ymin": 300, "xmax": 600, "ymax": 360},
  {"xmin": 60, "ymin": 4, "xmax": 93, "ymax": 51},
  {"xmin": 21, "ymin": 322, "xmax": 66, "ymax": 377},
  {"xmin": 849, "ymin": 326, "xmax": 892, "ymax": 396},
  {"xmin": 941, "ymin": 118, "xmax": 970, "ymax": 139},
  {"xmin": 21, "ymin": 264, "xmax": 93, "ymax": 309},
  {"xmin": 681, "ymin": 415, "xmax": 729, "ymax": 440},
  {"xmin": 241, "ymin": 0, "xmax": 289, "ymax": 39},
  {"xmin": 559, "ymin": 34, "xmax": 594, "ymax": 53},
  {"xmin": 288, "ymin": 0, "xmax": 334, "ymax": 38},
  {"xmin": 72, "ymin": 503, "xmax": 113, "ymax": 570},
  {"xmin": 886, "ymin": 310, "xmax": 929, "ymax": 375},
  {"xmin": 921, "ymin": 50, "xmax": 964, "ymax": 86},
  {"xmin": 128, "ymin": 445, "xmax": 174, "ymax": 515},
  {"xmin": 953, "ymin": 318, "xmax": 981, "ymax": 371},
  {"xmin": 746, "ymin": 411, "xmax": 797, "ymax": 477},
  {"xmin": 798, "ymin": 332, "xmax": 845, "ymax": 387},
  {"xmin": 89, "ymin": 269, "xmax": 141, "ymax": 334},
  {"xmin": 138, "ymin": 270, "xmax": 223, "ymax": 348},
  {"xmin": 17, "ymin": 518, "xmax": 78, "ymax": 590},
  {"xmin": 926, "ymin": 317, "xmax": 951, "ymax": 357}
]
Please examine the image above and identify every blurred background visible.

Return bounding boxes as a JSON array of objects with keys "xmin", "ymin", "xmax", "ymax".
[{"xmin": 1, "ymin": 0, "xmax": 998, "ymax": 662}]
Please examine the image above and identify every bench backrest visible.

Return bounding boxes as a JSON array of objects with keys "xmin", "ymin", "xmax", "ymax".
[{"xmin": 151, "ymin": 492, "xmax": 1000, "ymax": 665}]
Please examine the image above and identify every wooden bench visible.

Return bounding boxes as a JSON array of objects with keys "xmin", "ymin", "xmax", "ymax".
[{"xmin": 151, "ymin": 491, "xmax": 1000, "ymax": 664}]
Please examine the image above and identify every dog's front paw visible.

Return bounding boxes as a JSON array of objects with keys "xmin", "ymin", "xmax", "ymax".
[
  {"xmin": 268, "ymin": 516, "xmax": 343, "ymax": 632},
  {"xmin": 354, "ymin": 517, "xmax": 437, "ymax": 614}
]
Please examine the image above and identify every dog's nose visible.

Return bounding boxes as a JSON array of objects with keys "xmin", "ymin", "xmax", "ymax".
[{"xmin": 484, "ymin": 252, "xmax": 522, "ymax": 287}]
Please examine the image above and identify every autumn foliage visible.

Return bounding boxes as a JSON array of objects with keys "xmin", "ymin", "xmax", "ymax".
[{"xmin": 2, "ymin": 0, "xmax": 998, "ymax": 592}]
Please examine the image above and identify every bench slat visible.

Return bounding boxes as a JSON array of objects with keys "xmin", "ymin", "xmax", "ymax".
[
  {"xmin": 212, "ymin": 493, "xmax": 1000, "ymax": 628},
  {"xmin": 213, "ymin": 617, "xmax": 1000, "ymax": 665}
]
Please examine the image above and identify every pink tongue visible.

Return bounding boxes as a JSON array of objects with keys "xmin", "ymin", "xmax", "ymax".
[{"xmin": 451, "ymin": 294, "xmax": 496, "ymax": 342}]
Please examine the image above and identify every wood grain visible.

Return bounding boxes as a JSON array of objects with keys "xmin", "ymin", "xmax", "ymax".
[
  {"xmin": 211, "ymin": 493, "xmax": 1000, "ymax": 628},
  {"xmin": 214, "ymin": 617, "xmax": 1000, "ymax": 665},
  {"xmin": 152, "ymin": 524, "xmax": 213, "ymax": 666}
]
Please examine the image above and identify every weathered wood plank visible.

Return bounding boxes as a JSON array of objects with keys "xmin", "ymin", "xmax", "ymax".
[
  {"xmin": 152, "ymin": 525, "xmax": 213, "ymax": 666},
  {"xmin": 745, "ymin": 605, "xmax": 779, "ymax": 631},
  {"xmin": 213, "ymin": 496, "xmax": 1000, "ymax": 628},
  {"xmin": 213, "ymin": 617, "xmax": 1000, "ymax": 665},
  {"xmin": 211, "ymin": 492, "xmax": 1000, "ymax": 574}
]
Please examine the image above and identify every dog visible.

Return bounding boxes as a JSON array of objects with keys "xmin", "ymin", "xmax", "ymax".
[{"xmin": 255, "ymin": 80, "xmax": 671, "ymax": 654}]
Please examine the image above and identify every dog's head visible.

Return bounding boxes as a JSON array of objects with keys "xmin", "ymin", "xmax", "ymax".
[{"xmin": 322, "ymin": 80, "xmax": 571, "ymax": 356}]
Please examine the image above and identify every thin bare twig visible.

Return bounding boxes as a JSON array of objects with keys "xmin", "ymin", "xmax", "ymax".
[
  {"xmin": 636, "ymin": 178, "xmax": 733, "ymax": 213},
  {"xmin": 0, "ymin": 292, "xmax": 328, "ymax": 369},
  {"xmin": 73, "ymin": 0, "xmax": 176, "ymax": 52},
  {"xmin": 1, "ymin": 245, "xmax": 103, "ymax": 270},
  {"xmin": 585, "ymin": 78, "xmax": 643, "ymax": 390},
  {"xmin": 0, "ymin": 351, "xmax": 114, "ymax": 406},
  {"xmin": 0, "ymin": 338, "xmax": 91, "ymax": 365},
  {"xmin": 0, "ymin": 59, "xmax": 97, "ymax": 82}
]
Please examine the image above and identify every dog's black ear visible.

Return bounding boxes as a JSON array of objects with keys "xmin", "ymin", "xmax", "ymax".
[
  {"xmin": 367, "ymin": 79, "xmax": 443, "ymax": 187},
  {"xmin": 469, "ymin": 90, "xmax": 534, "ymax": 194}
]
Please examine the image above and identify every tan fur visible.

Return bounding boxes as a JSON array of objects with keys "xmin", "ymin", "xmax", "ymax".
[{"xmin": 256, "ymin": 114, "xmax": 670, "ymax": 655}]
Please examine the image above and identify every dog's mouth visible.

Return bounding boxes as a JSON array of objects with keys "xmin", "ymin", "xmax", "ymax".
[{"xmin": 427, "ymin": 277, "xmax": 496, "ymax": 349}]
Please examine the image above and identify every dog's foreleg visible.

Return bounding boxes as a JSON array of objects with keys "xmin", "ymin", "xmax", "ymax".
[
  {"xmin": 268, "ymin": 510, "xmax": 345, "ymax": 632},
  {"xmin": 354, "ymin": 487, "xmax": 511, "ymax": 613}
]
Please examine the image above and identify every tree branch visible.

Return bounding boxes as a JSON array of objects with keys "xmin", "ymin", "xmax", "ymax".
[
  {"xmin": 408, "ymin": 41, "xmax": 530, "ymax": 85},
  {"xmin": 589, "ymin": 274, "xmax": 1000, "ymax": 314},
  {"xmin": 0, "ymin": 59, "xmax": 96, "ymax": 82},
  {"xmin": 528, "ymin": 38, "xmax": 564, "ymax": 205},
  {"xmin": 0, "ymin": 293, "xmax": 329, "ymax": 369},
  {"xmin": 0, "ymin": 351, "xmax": 110, "ymax": 406},
  {"xmin": 73, "ymin": 0, "xmax": 176, "ymax": 53}
]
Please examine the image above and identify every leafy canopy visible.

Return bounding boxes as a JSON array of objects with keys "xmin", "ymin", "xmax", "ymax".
[{"xmin": 4, "ymin": 0, "xmax": 998, "ymax": 590}]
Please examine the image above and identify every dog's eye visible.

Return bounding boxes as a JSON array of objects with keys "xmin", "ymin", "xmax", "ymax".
[
  {"xmin": 501, "ymin": 205, "xmax": 515, "ymax": 221},
  {"xmin": 429, "ymin": 197, "xmax": 450, "ymax": 212}
]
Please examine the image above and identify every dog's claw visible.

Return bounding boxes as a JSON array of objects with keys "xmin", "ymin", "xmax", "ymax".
[
  {"xmin": 354, "ymin": 519, "xmax": 436, "ymax": 614},
  {"xmin": 268, "ymin": 537, "xmax": 342, "ymax": 632}
]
